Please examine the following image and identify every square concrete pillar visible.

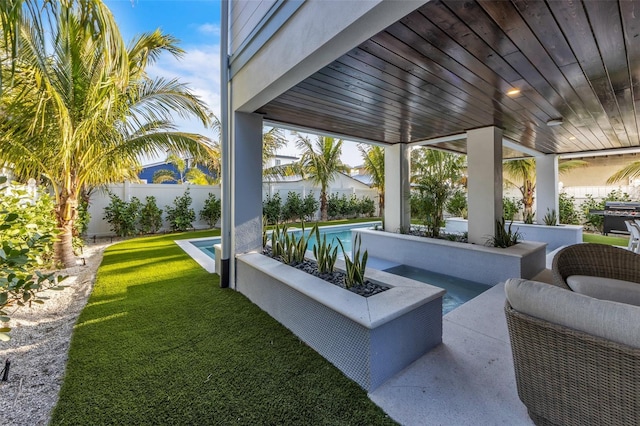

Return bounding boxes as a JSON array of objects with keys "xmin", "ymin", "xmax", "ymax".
[
  {"xmin": 467, "ymin": 127, "xmax": 503, "ymax": 244},
  {"xmin": 535, "ymin": 155, "xmax": 559, "ymax": 225},
  {"xmin": 384, "ymin": 143, "xmax": 411, "ymax": 232},
  {"xmin": 231, "ymin": 112, "xmax": 263, "ymax": 255}
]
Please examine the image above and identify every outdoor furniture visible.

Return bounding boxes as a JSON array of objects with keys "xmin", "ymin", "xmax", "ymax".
[
  {"xmin": 504, "ymin": 278, "xmax": 640, "ymax": 426},
  {"xmin": 551, "ymin": 243, "xmax": 640, "ymax": 291},
  {"xmin": 625, "ymin": 220, "xmax": 640, "ymax": 253}
]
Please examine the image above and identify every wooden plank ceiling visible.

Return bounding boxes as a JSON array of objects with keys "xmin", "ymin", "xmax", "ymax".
[{"xmin": 256, "ymin": 0, "xmax": 640, "ymax": 157}]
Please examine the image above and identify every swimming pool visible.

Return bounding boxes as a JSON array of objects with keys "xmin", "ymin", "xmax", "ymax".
[
  {"xmin": 382, "ymin": 265, "xmax": 491, "ymax": 315},
  {"xmin": 176, "ymin": 221, "xmax": 492, "ymax": 314}
]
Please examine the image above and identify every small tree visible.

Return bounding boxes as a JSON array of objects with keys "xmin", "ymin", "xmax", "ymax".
[
  {"xmin": 558, "ymin": 192, "xmax": 580, "ymax": 225},
  {"xmin": 301, "ymin": 192, "xmax": 319, "ymax": 221},
  {"xmin": 166, "ymin": 190, "xmax": 196, "ymax": 232},
  {"xmin": 503, "ymin": 197, "xmax": 522, "ymax": 221},
  {"xmin": 103, "ymin": 194, "xmax": 142, "ymax": 237},
  {"xmin": 262, "ymin": 193, "xmax": 282, "ymax": 225},
  {"xmin": 282, "ymin": 192, "xmax": 303, "ymax": 222},
  {"xmin": 139, "ymin": 196, "xmax": 163, "ymax": 234},
  {"xmin": 359, "ymin": 197, "xmax": 375, "ymax": 217},
  {"xmin": 446, "ymin": 189, "xmax": 467, "ymax": 219},
  {"xmin": 199, "ymin": 193, "xmax": 221, "ymax": 228},
  {"xmin": 327, "ymin": 193, "xmax": 341, "ymax": 219}
]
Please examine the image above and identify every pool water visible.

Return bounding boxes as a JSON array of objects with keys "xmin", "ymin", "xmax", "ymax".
[
  {"xmin": 292, "ymin": 227, "xmax": 362, "ymax": 258},
  {"xmin": 185, "ymin": 223, "xmax": 491, "ymax": 315},
  {"xmin": 190, "ymin": 238, "xmax": 220, "ymax": 259},
  {"xmin": 383, "ymin": 264, "xmax": 491, "ymax": 315}
]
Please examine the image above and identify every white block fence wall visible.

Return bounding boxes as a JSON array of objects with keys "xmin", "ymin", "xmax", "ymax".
[{"xmin": 87, "ymin": 180, "xmax": 379, "ymax": 237}]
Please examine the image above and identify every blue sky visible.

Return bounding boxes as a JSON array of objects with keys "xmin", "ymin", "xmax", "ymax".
[{"xmin": 104, "ymin": 0, "xmax": 363, "ymax": 166}]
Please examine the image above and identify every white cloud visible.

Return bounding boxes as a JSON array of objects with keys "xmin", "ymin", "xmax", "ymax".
[
  {"xmin": 196, "ymin": 23, "xmax": 220, "ymax": 36},
  {"xmin": 148, "ymin": 43, "xmax": 221, "ymax": 129}
]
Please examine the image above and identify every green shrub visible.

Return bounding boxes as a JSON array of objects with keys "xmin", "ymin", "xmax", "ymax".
[
  {"xmin": 543, "ymin": 209, "xmax": 557, "ymax": 226},
  {"xmin": 199, "ymin": 193, "xmax": 221, "ymax": 228},
  {"xmin": 523, "ymin": 211, "xmax": 535, "ymax": 224},
  {"xmin": 579, "ymin": 190, "xmax": 631, "ymax": 233},
  {"xmin": 0, "ymin": 177, "xmax": 66, "ymax": 340},
  {"xmin": 103, "ymin": 194, "xmax": 142, "ymax": 237},
  {"xmin": 282, "ymin": 192, "xmax": 303, "ymax": 222},
  {"xmin": 140, "ymin": 196, "xmax": 163, "ymax": 234},
  {"xmin": 327, "ymin": 193, "xmax": 343, "ymax": 219},
  {"xmin": 558, "ymin": 192, "xmax": 580, "ymax": 225},
  {"xmin": 166, "ymin": 190, "xmax": 196, "ymax": 232},
  {"xmin": 446, "ymin": 189, "xmax": 467, "ymax": 218},
  {"xmin": 346, "ymin": 195, "xmax": 359, "ymax": 218},
  {"xmin": 503, "ymin": 197, "xmax": 522, "ymax": 221},
  {"xmin": 359, "ymin": 197, "xmax": 375, "ymax": 217},
  {"xmin": 487, "ymin": 217, "xmax": 521, "ymax": 248},
  {"xmin": 302, "ymin": 192, "xmax": 319, "ymax": 221},
  {"xmin": 262, "ymin": 193, "xmax": 282, "ymax": 225}
]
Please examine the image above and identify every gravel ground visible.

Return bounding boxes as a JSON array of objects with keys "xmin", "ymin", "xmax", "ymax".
[{"xmin": 0, "ymin": 242, "xmax": 110, "ymax": 426}]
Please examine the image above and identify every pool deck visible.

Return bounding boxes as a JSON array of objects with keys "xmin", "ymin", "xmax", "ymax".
[{"xmin": 368, "ymin": 267, "xmax": 554, "ymax": 425}]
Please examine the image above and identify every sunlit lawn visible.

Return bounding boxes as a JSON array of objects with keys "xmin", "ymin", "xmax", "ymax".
[{"xmin": 51, "ymin": 228, "xmax": 395, "ymax": 425}]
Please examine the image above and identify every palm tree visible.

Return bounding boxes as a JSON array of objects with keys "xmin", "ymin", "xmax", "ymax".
[
  {"xmin": 411, "ymin": 148, "xmax": 465, "ymax": 237},
  {"xmin": 504, "ymin": 159, "xmax": 588, "ymax": 219},
  {"xmin": 0, "ymin": 1, "xmax": 212, "ymax": 266},
  {"xmin": 296, "ymin": 135, "xmax": 348, "ymax": 221},
  {"xmin": 358, "ymin": 144, "xmax": 384, "ymax": 216},
  {"xmin": 503, "ymin": 159, "xmax": 536, "ymax": 219},
  {"xmin": 262, "ymin": 127, "xmax": 288, "ymax": 166},
  {"xmin": 607, "ymin": 161, "xmax": 640, "ymax": 185}
]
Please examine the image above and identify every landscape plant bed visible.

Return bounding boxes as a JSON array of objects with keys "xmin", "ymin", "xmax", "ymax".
[
  {"xmin": 355, "ymin": 228, "xmax": 547, "ymax": 286},
  {"xmin": 263, "ymin": 247, "xmax": 389, "ymax": 297},
  {"xmin": 236, "ymin": 252, "xmax": 445, "ymax": 391}
]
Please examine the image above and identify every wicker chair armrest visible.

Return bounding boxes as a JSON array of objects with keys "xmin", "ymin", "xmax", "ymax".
[
  {"xmin": 551, "ymin": 243, "xmax": 640, "ymax": 290},
  {"xmin": 505, "ymin": 301, "xmax": 640, "ymax": 426}
]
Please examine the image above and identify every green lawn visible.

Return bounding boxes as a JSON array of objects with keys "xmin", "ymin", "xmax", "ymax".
[
  {"xmin": 51, "ymin": 229, "xmax": 395, "ymax": 425},
  {"xmin": 582, "ymin": 232, "xmax": 629, "ymax": 246}
]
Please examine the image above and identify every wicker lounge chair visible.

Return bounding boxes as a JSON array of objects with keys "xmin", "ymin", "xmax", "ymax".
[
  {"xmin": 551, "ymin": 243, "xmax": 640, "ymax": 290},
  {"xmin": 505, "ymin": 277, "xmax": 640, "ymax": 426}
]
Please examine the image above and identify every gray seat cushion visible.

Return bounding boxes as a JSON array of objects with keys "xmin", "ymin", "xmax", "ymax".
[
  {"xmin": 567, "ymin": 275, "xmax": 640, "ymax": 307},
  {"xmin": 505, "ymin": 278, "xmax": 640, "ymax": 348}
]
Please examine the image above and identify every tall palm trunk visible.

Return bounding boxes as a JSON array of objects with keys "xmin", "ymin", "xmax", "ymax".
[
  {"xmin": 320, "ymin": 190, "xmax": 328, "ymax": 221},
  {"xmin": 521, "ymin": 179, "xmax": 534, "ymax": 217},
  {"xmin": 378, "ymin": 192, "xmax": 384, "ymax": 217},
  {"xmin": 54, "ymin": 193, "xmax": 78, "ymax": 267}
]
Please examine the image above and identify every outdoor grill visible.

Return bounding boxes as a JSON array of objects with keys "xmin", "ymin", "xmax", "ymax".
[{"xmin": 599, "ymin": 202, "xmax": 640, "ymax": 235}]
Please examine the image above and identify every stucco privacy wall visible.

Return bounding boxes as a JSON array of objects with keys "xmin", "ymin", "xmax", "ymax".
[
  {"xmin": 86, "ymin": 183, "xmax": 222, "ymax": 237},
  {"xmin": 230, "ymin": 0, "xmax": 428, "ymax": 113},
  {"xmin": 86, "ymin": 179, "xmax": 378, "ymax": 237}
]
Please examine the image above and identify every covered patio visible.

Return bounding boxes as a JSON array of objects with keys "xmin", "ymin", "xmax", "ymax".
[
  {"xmin": 221, "ymin": 0, "xmax": 640, "ymax": 285},
  {"xmin": 220, "ymin": 1, "xmax": 640, "ymax": 423}
]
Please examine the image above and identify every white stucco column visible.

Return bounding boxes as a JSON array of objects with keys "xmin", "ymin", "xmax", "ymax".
[
  {"xmin": 535, "ymin": 154, "xmax": 559, "ymax": 225},
  {"xmin": 384, "ymin": 143, "xmax": 411, "ymax": 232},
  {"xmin": 467, "ymin": 127, "xmax": 503, "ymax": 244},
  {"xmin": 230, "ymin": 111, "xmax": 263, "ymax": 266}
]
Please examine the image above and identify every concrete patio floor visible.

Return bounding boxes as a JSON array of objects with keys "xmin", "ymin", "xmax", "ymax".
[{"xmin": 368, "ymin": 269, "xmax": 554, "ymax": 425}]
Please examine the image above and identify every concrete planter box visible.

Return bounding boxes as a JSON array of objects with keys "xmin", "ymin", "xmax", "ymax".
[
  {"xmin": 236, "ymin": 253, "xmax": 445, "ymax": 391},
  {"xmin": 355, "ymin": 229, "xmax": 546, "ymax": 286},
  {"xmin": 444, "ymin": 217, "xmax": 582, "ymax": 251}
]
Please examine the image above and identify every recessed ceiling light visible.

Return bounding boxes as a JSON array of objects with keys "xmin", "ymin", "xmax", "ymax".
[
  {"xmin": 546, "ymin": 118, "xmax": 563, "ymax": 127},
  {"xmin": 506, "ymin": 88, "xmax": 520, "ymax": 96},
  {"xmin": 569, "ymin": 136, "xmax": 576, "ymax": 140}
]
